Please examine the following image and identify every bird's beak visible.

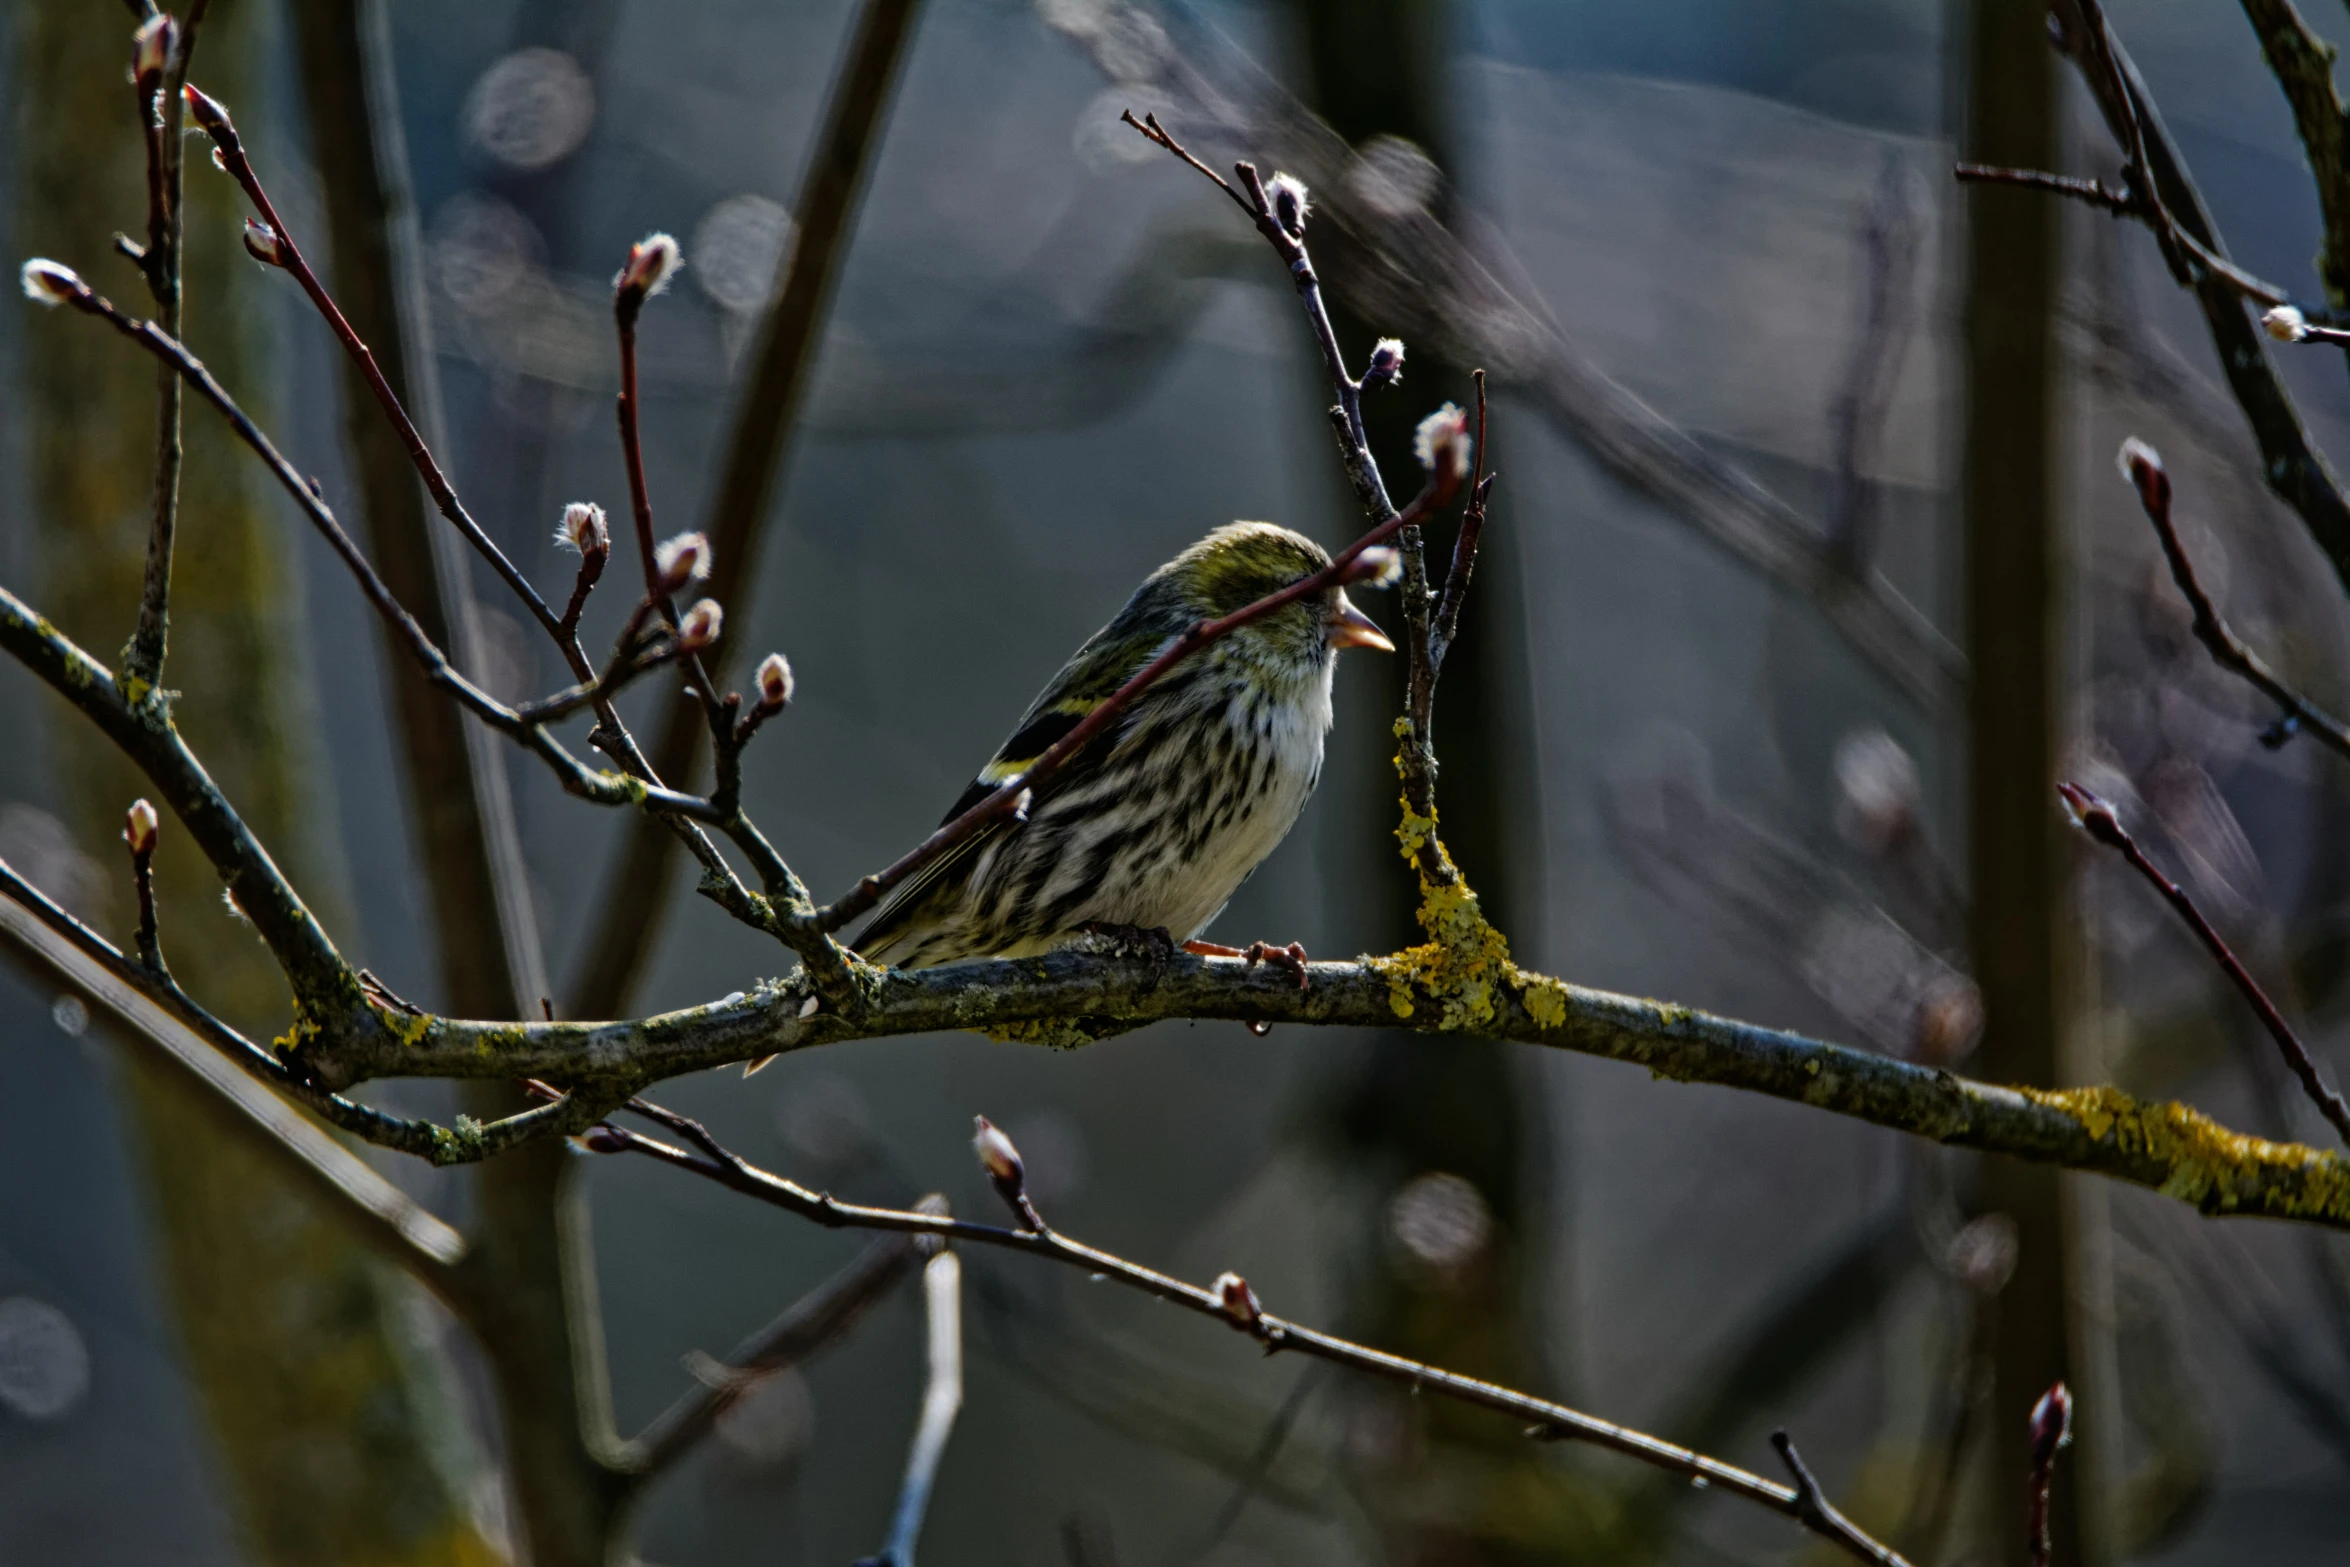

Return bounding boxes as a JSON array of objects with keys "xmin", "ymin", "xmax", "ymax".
[{"xmin": 1326, "ymin": 592, "xmax": 1395, "ymax": 653}]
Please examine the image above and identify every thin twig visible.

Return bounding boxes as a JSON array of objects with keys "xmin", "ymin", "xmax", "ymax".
[
  {"xmin": 1771, "ymin": 1429, "xmax": 1906, "ymax": 1567},
  {"xmin": 587, "ymin": 1110, "xmax": 1913, "ymax": 1567},
  {"xmin": 0, "ymin": 877, "xmax": 471, "ymax": 1293},
  {"xmin": 618, "ymin": 1232, "xmax": 922, "ymax": 1484},
  {"xmin": 2060, "ymin": 782, "xmax": 2350, "ymax": 1144},
  {"xmin": 183, "ymin": 84, "xmax": 571, "ymax": 647},
  {"xmin": 858, "ymin": 1248, "xmax": 964, "ymax": 1567},
  {"xmin": 1954, "ymin": 162, "xmax": 2139, "ymax": 217},
  {"xmin": 2117, "ymin": 438, "xmax": 2350, "ymax": 762}
]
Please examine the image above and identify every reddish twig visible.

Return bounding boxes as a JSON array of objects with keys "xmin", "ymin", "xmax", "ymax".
[
  {"xmin": 182, "ymin": 85, "xmax": 572, "ymax": 646},
  {"xmin": 2116, "ymin": 438, "xmax": 2350, "ymax": 762},
  {"xmin": 582, "ymin": 1107, "xmax": 1912, "ymax": 1567},
  {"xmin": 2060, "ymin": 781, "xmax": 2350, "ymax": 1145},
  {"xmin": 813, "ymin": 458, "xmax": 1462, "ymax": 935},
  {"xmin": 1954, "ymin": 162, "xmax": 2139, "ymax": 217},
  {"xmin": 122, "ymin": 798, "xmax": 165, "ymax": 976}
]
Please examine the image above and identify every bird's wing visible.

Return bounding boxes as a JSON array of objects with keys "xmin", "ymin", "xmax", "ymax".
[{"xmin": 853, "ymin": 622, "xmax": 1180, "ymax": 962}]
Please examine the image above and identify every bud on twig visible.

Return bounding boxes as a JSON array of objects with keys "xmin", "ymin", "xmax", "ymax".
[
  {"xmin": 1413, "ymin": 402, "xmax": 1472, "ymax": 483},
  {"xmin": 577, "ymin": 1125, "xmax": 632, "ymax": 1155},
  {"xmin": 2115, "ymin": 436, "xmax": 2169, "ymax": 514},
  {"xmin": 1338, "ymin": 545, "xmax": 1403, "ymax": 590},
  {"xmin": 2055, "ymin": 781, "xmax": 2126, "ymax": 849},
  {"xmin": 133, "ymin": 15, "xmax": 177, "ymax": 87},
  {"xmin": 675, "ymin": 598, "xmax": 724, "ymax": 653},
  {"xmin": 2028, "ymin": 1381, "xmax": 2073, "ymax": 1467},
  {"xmin": 615, "ymin": 232, "xmax": 682, "ymax": 299},
  {"xmin": 972, "ymin": 1114, "xmax": 1023, "ymax": 1188},
  {"xmin": 754, "ymin": 651, "xmax": 795, "ymax": 710},
  {"xmin": 240, "ymin": 218, "xmax": 287, "ymax": 268},
  {"xmin": 1266, "ymin": 172, "xmax": 1310, "ymax": 238},
  {"xmin": 20, "ymin": 259, "xmax": 85, "ymax": 309},
  {"xmin": 2263, "ymin": 304, "xmax": 2310, "ymax": 343},
  {"xmin": 181, "ymin": 82, "xmax": 231, "ymax": 136},
  {"xmin": 653, "ymin": 531, "xmax": 711, "ymax": 593},
  {"xmin": 124, "ymin": 799, "xmax": 159, "ymax": 856},
  {"xmin": 1363, "ymin": 336, "xmax": 1405, "ymax": 389},
  {"xmin": 971, "ymin": 1114, "xmax": 1044, "ymax": 1228},
  {"xmin": 1212, "ymin": 1270, "xmax": 1262, "ymax": 1327},
  {"xmin": 555, "ymin": 501, "xmax": 609, "ymax": 557}
]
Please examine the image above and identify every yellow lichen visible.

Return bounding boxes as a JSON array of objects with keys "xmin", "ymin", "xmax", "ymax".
[
  {"xmin": 375, "ymin": 1004, "xmax": 434, "ymax": 1048},
  {"xmin": 985, "ymin": 1015, "xmax": 1115, "ymax": 1050},
  {"xmin": 1370, "ymin": 746, "xmax": 1559, "ymax": 1035},
  {"xmin": 2027, "ymin": 1083, "xmax": 2350, "ymax": 1220}
]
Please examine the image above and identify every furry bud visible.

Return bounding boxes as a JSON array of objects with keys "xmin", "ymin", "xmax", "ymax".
[
  {"xmin": 653, "ymin": 531, "xmax": 710, "ymax": 593},
  {"xmin": 615, "ymin": 232, "xmax": 682, "ymax": 298},
  {"xmin": 181, "ymin": 82, "xmax": 230, "ymax": 135},
  {"xmin": 971, "ymin": 1115, "xmax": 1024, "ymax": 1190},
  {"xmin": 2056, "ymin": 781, "xmax": 2125, "ymax": 848},
  {"xmin": 675, "ymin": 598, "xmax": 724, "ymax": 652},
  {"xmin": 754, "ymin": 651, "xmax": 795, "ymax": 709},
  {"xmin": 2115, "ymin": 436, "xmax": 2170, "ymax": 514},
  {"xmin": 123, "ymin": 799, "xmax": 159, "ymax": 856},
  {"xmin": 1363, "ymin": 337, "xmax": 1405, "ymax": 389},
  {"xmin": 1213, "ymin": 1270, "xmax": 1262, "ymax": 1326},
  {"xmin": 1266, "ymin": 172, "xmax": 1310, "ymax": 237},
  {"xmin": 20, "ymin": 259, "xmax": 83, "ymax": 308},
  {"xmin": 1413, "ymin": 401, "xmax": 1472, "ymax": 481},
  {"xmin": 132, "ymin": 15, "xmax": 177, "ymax": 85},
  {"xmin": 2029, "ymin": 1382, "xmax": 2073, "ymax": 1467},
  {"xmin": 240, "ymin": 218, "xmax": 287, "ymax": 267},
  {"xmin": 554, "ymin": 501, "xmax": 608, "ymax": 556},
  {"xmin": 1338, "ymin": 546, "xmax": 1403, "ymax": 589},
  {"xmin": 2263, "ymin": 304, "xmax": 2309, "ymax": 343}
]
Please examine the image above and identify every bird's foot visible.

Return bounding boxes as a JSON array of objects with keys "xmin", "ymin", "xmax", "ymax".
[{"xmin": 1183, "ymin": 938, "xmax": 1310, "ymax": 991}]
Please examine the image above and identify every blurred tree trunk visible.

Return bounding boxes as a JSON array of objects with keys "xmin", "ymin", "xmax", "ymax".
[
  {"xmin": 1287, "ymin": 2, "xmax": 1576, "ymax": 1557},
  {"xmin": 283, "ymin": 1, "xmax": 629, "ymax": 1561},
  {"xmin": 1962, "ymin": 3, "xmax": 2086, "ymax": 1563},
  {"xmin": 14, "ymin": 4, "xmax": 498, "ymax": 1562}
]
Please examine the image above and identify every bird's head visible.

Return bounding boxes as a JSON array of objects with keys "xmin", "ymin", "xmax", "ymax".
[{"xmin": 1154, "ymin": 522, "xmax": 1393, "ymax": 665}]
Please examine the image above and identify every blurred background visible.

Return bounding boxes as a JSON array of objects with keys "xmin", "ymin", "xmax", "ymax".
[{"xmin": 3, "ymin": 0, "xmax": 2349, "ymax": 1561}]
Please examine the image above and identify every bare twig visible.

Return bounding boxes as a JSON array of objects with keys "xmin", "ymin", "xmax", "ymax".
[
  {"xmin": 586, "ymin": 1109, "xmax": 1912, "ymax": 1567},
  {"xmin": 1771, "ymin": 1429, "xmax": 1906, "ymax": 1567},
  {"xmin": 574, "ymin": 0, "xmax": 927, "ymax": 1020},
  {"xmin": 857, "ymin": 1248, "xmax": 964, "ymax": 1567},
  {"xmin": 2041, "ymin": 0, "xmax": 2350, "ymax": 599},
  {"xmin": 2060, "ymin": 782, "xmax": 2350, "ymax": 1144},
  {"xmin": 2116, "ymin": 438, "xmax": 2350, "ymax": 761},
  {"xmin": 1955, "ymin": 162, "xmax": 2139, "ymax": 217},
  {"xmin": 183, "ymin": 83, "xmax": 570, "ymax": 647},
  {"xmin": 618, "ymin": 1232, "xmax": 922, "ymax": 1484},
  {"xmin": 0, "ymin": 858, "xmax": 468, "ymax": 1275}
]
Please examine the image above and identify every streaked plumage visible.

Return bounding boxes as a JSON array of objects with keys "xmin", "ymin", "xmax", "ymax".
[{"xmin": 855, "ymin": 522, "xmax": 1389, "ymax": 968}]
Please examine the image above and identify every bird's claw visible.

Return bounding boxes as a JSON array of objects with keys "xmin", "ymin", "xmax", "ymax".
[{"xmin": 1183, "ymin": 937, "xmax": 1310, "ymax": 991}]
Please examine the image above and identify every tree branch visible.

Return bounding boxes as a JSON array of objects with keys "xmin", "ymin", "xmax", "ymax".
[
  {"xmin": 2238, "ymin": 0, "xmax": 2350, "ymax": 308},
  {"xmin": 0, "ymin": 860, "xmax": 466, "ymax": 1290},
  {"xmin": 585, "ymin": 1108, "xmax": 1912, "ymax": 1567}
]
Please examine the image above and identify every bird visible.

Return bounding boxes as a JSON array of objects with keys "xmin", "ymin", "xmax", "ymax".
[{"xmin": 853, "ymin": 521, "xmax": 1393, "ymax": 972}]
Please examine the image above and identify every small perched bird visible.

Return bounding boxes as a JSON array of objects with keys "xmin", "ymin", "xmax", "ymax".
[{"xmin": 855, "ymin": 522, "xmax": 1393, "ymax": 969}]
